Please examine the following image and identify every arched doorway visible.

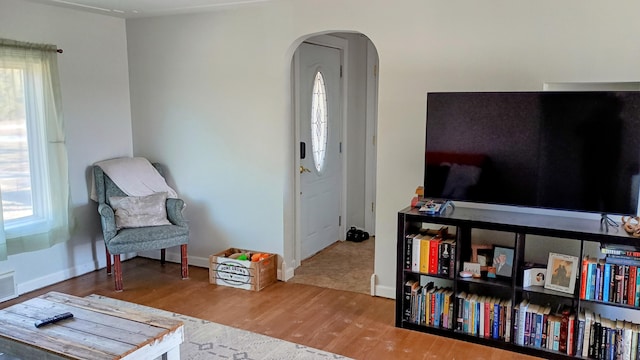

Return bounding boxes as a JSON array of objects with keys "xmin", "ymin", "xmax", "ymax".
[{"xmin": 289, "ymin": 32, "xmax": 379, "ymax": 295}]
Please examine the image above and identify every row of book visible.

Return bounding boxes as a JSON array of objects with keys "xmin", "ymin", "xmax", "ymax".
[
  {"xmin": 581, "ymin": 255, "xmax": 640, "ymax": 306},
  {"xmin": 514, "ymin": 300, "xmax": 640, "ymax": 359},
  {"xmin": 580, "ymin": 310, "xmax": 640, "ymax": 360},
  {"xmin": 455, "ymin": 292, "xmax": 512, "ymax": 342},
  {"xmin": 403, "ymin": 280, "xmax": 455, "ymax": 329},
  {"xmin": 514, "ymin": 300, "xmax": 575, "ymax": 354},
  {"xmin": 404, "ymin": 231, "xmax": 456, "ymax": 278}
]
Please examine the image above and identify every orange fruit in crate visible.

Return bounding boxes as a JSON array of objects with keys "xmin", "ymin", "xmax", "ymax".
[{"xmin": 251, "ymin": 253, "xmax": 263, "ymax": 262}]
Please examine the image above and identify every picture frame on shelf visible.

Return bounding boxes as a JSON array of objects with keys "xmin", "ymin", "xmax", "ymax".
[
  {"xmin": 492, "ymin": 245, "xmax": 514, "ymax": 278},
  {"xmin": 471, "ymin": 244, "xmax": 493, "ymax": 271},
  {"xmin": 545, "ymin": 252, "xmax": 579, "ymax": 294},
  {"xmin": 462, "ymin": 262, "xmax": 482, "ymax": 277}
]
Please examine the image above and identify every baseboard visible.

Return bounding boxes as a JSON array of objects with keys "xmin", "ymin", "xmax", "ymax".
[
  {"xmin": 280, "ymin": 262, "xmax": 295, "ymax": 281},
  {"xmin": 374, "ymin": 284, "xmax": 395, "ymax": 299},
  {"xmin": 15, "ymin": 252, "xmax": 124, "ymax": 296}
]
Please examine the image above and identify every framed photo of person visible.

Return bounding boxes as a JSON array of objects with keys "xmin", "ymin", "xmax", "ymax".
[
  {"xmin": 492, "ymin": 246, "xmax": 514, "ymax": 278},
  {"xmin": 545, "ymin": 252, "xmax": 579, "ymax": 294}
]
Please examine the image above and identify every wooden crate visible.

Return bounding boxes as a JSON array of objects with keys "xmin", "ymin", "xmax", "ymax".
[{"xmin": 209, "ymin": 248, "xmax": 277, "ymax": 291}]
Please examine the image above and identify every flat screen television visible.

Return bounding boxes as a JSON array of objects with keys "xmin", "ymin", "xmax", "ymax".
[{"xmin": 424, "ymin": 91, "xmax": 640, "ymax": 215}]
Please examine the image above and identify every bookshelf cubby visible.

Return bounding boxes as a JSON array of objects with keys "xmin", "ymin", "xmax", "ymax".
[{"xmin": 396, "ymin": 206, "xmax": 640, "ymax": 359}]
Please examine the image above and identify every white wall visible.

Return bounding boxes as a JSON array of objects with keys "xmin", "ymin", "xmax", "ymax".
[
  {"xmin": 0, "ymin": 0, "xmax": 132, "ymax": 294},
  {"xmin": 2, "ymin": 0, "xmax": 639, "ymax": 299},
  {"xmin": 126, "ymin": 0, "xmax": 640, "ymax": 298}
]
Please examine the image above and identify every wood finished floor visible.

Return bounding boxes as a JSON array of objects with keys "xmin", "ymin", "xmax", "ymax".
[{"xmin": 0, "ymin": 258, "xmax": 542, "ymax": 360}]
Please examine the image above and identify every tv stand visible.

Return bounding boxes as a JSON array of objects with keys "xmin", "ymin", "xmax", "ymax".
[{"xmin": 396, "ymin": 206, "xmax": 638, "ymax": 359}]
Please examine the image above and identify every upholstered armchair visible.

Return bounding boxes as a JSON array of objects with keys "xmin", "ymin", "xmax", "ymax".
[{"xmin": 93, "ymin": 162, "xmax": 189, "ymax": 291}]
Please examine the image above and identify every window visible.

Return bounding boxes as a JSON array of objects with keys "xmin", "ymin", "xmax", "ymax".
[
  {"xmin": 310, "ymin": 71, "xmax": 328, "ymax": 172},
  {"xmin": 0, "ymin": 39, "xmax": 71, "ymax": 260}
]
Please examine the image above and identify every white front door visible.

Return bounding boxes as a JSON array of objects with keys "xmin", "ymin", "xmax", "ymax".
[{"xmin": 295, "ymin": 41, "xmax": 343, "ymax": 261}]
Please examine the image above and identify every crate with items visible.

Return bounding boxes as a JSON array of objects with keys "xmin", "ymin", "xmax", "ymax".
[{"xmin": 209, "ymin": 248, "xmax": 277, "ymax": 291}]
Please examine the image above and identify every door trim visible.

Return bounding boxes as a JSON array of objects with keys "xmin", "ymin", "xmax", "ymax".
[
  {"xmin": 364, "ymin": 41, "xmax": 378, "ymax": 235},
  {"xmin": 293, "ymin": 34, "xmax": 348, "ymax": 268}
]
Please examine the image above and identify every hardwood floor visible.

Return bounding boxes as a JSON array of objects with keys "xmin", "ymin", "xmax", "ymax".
[{"xmin": 0, "ymin": 257, "xmax": 542, "ymax": 360}]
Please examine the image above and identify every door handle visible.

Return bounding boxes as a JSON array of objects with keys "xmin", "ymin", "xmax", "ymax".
[{"xmin": 299, "ymin": 165, "xmax": 311, "ymax": 174}]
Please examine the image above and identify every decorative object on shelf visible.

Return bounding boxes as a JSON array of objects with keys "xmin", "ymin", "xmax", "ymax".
[
  {"xmin": 486, "ymin": 266, "xmax": 496, "ymax": 278},
  {"xmin": 459, "ymin": 271, "xmax": 473, "ymax": 278},
  {"xmin": 545, "ymin": 252, "xmax": 579, "ymax": 294},
  {"xmin": 492, "ymin": 246, "xmax": 514, "ymax": 278},
  {"xmin": 523, "ymin": 264, "xmax": 547, "ymax": 287},
  {"xmin": 418, "ymin": 198, "xmax": 454, "ymax": 215},
  {"xmin": 621, "ymin": 215, "xmax": 640, "ymax": 237},
  {"xmin": 462, "ymin": 262, "xmax": 481, "ymax": 277}
]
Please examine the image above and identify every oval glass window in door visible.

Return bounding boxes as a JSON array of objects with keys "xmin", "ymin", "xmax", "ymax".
[{"xmin": 311, "ymin": 71, "xmax": 328, "ymax": 172}]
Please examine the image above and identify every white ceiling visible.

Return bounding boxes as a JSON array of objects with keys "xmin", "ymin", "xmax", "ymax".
[{"xmin": 26, "ymin": 0, "xmax": 271, "ymax": 18}]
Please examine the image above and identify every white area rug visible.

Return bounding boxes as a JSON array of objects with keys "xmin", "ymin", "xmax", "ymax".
[{"xmin": 87, "ymin": 295, "xmax": 351, "ymax": 360}]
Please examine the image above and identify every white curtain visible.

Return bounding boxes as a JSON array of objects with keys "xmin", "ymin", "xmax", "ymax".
[
  {"xmin": 0, "ymin": 189, "xmax": 6, "ymax": 260},
  {"xmin": 0, "ymin": 39, "xmax": 71, "ymax": 261}
]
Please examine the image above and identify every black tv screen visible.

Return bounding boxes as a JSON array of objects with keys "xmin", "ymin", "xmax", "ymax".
[{"xmin": 424, "ymin": 91, "xmax": 640, "ymax": 215}]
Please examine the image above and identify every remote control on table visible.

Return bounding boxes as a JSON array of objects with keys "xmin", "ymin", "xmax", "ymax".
[{"xmin": 34, "ymin": 312, "xmax": 74, "ymax": 328}]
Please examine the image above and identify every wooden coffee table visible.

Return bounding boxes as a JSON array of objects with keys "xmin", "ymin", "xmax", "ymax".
[{"xmin": 0, "ymin": 291, "xmax": 184, "ymax": 359}]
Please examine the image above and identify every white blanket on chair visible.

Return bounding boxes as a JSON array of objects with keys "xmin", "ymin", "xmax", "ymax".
[{"xmin": 90, "ymin": 157, "xmax": 178, "ymax": 201}]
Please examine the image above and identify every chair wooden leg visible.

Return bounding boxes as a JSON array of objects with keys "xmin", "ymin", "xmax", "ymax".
[
  {"xmin": 181, "ymin": 244, "xmax": 189, "ymax": 279},
  {"xmin": 105, "ymin": 246, "xmax": 112, "ymax": 275},
  {"xmin": 161, "ymin": 249, "xmax": 166, "ymax": 265},
  {"xmin": 113, "ymin": 254, "xmax": 123, "ymax": 292}
]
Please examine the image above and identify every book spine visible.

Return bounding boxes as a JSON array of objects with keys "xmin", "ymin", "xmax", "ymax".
[
  {"xmin": 603, "ymin": 263, "xmax": 611, "ymax": 303},
  {"xmin": 576, "ymin": 316, "xmax": 585, "ymax": 356},
  {"xmin": 636, "ymin": 268, "xmax": 640, "ymax": 307},
  {"xmin": 456, "ymin": 295, "xmax": 464, "ymax": 331},
  {"xmin": 492, "ymin": 301, "xmax": 500, "ymax": 339},
  {"xmin": 609, "ymin": 264, "xmax": 617, "ymax": 302},
  {"xmin": 443, "ymin": 291, "xmax": 450, "ymax": 329},
  {"xmin": 448, "ymin": 295, "xmax": 454, "ymax": 330},
  {"xmin": 553, "ymin": 320, "xmax": 560, "ymax": 351},
  {"xmin": 587, "ymin": 263, "xmax": 596, "ymax": 300},
  {"xmin": 534, "ymin": 312, "xmax": 543, "ymax": 348},
  {"xmin": 438, "ymin": 241, "xmax": 450, "ymax": 276},
  {"xmin": 582, "ymin": 314, "xmax": 592, "ymax": 357},
  {"xmin": 463, "ymin": 297, "xmax": 470, "ymax": 333},
  {"xmin": 432, "ymin": 291, "xmax": 438, "ymax": 327},
  {"xmin": 541, "ymin": 313, "xmax": 548, "ymax": 349},
  {"xmin": 405, "ymin": 235, "xmax": 413, "ymax": 271},
  {"xmin": 449, "ymin": 242, "xmax": 456, "ymax": 279},
  {"xmin": 624, "ymin": 324, "xmax": 632, "ymax": 360},
  {"xmin": 412, "ymin": 237, "xmax": 421, "ymax": 273},
  {"xmin": 595, "ymin": 263, "xmax": 602, "ymax": 301},
  {"xmin": 504, "ymin": 302, "xmax": 512, "ymax": 343},
  {"xmin": 567, "ymin": 315, "xmax": 575, "ymax": 356},
  {"xmin": 630, "ymin": 266, "xmax": 637, "ymax": 307},
  {"xmin": 524, "ymin": 311, "xmax": 531, "ymax": 346},
  {"xmin": 601, "ymin": 248, "xmax": 640, "ymax": 257},
  {"xmin": 559, "ymin": 313, "xmax": 568, "ymax": 353},
  {"xmin": 483, "ymin": 299, "xmax": 490, "ymax": 337},
  {"xmin": 607, "ymin": 256, "xmax": 640, "ymax": 267},
  {"xmin": 420, "ymin": 238, "xmax": 430, "ymax": 274},
  {"xmin": 599, "ymin": 323, "xmax": 606, "ymax": 360},
  {"xmin": 429, "ymin": 239, "xmax": 440, "ymax": 274},
  {"xmin": 625, "ymin": 265, "xmax": 631, "ymax": 304},
  {"xmin": 403, "ymin": 280, "xmax": 415, "ymax": 321},
  {"xmin": 580, "ymin": 256, "xmax": 589, "ymax": 299},
  {"xmin": 517, "ymin": 303, "xmax": 527, "ymax": 345},
  {"xmin": 616, "ymin": 265, "xmax": 624, "ymax": 304}
]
